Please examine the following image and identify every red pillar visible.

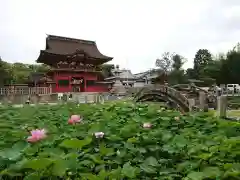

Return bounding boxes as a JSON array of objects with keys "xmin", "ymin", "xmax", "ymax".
[
  {"xmin": 84, "ymin": 72, "xmax": 86, "ymax": 92},
  {"xmin": 69, "ymin": 75, "xmax": 71, "ymax": 92}
]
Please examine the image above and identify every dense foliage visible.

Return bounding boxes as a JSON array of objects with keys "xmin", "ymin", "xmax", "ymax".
[
  {"xmin": 193, "ymin": 49, "xmax": 213, "ymax": 79},
  {"xmin": 186, "ymin": 45, "xmax": 240, "ymax": 85},
  {"xmin": 0, "ymin": 59, "xmax": 50, "ymax": 85},
  {"xmin": 154, "ymin": 44, "xmax": 240, "ymax": 85},
  {"xmin": 0, "ymin": 102, "xmax": 239, "ymax": 179}
]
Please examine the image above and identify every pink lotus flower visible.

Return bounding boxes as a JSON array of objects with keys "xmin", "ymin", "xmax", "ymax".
[
  {"xmin": 143, "ymin": 122, "xmax": 152, "ymax": 129},
  {"xmin": 68, "ymin": 118, "xmax": 75, "ymax": 124},
  {"xmin": 94, "ymin": 132, "xmax": 104, "ymax": 138},
  {"xmin": 27, "ymin": 129, "xmax": 46, "ymax": 143},
  {"xmin": 68, "ymin": 115, "xmax": 82, "ymax": 124}
]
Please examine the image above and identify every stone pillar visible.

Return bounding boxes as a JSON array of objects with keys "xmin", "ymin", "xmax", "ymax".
[
  {"xmin": 99, "ymin": 95, "xmax": 105, "ymax": 104},
  {"xmin": 217, "ymin": 96, "xmax": 227, "ymax": 118},
  {"xmin": 31, "ymin": 94, "xmax": 40, "ymax": 104},
  {"xmin": 188, "ymin": 98, "xmax": 195, "ymax": 112},
  {"xmin": 199, "ymin": 91, "xmax": 206, "ymax": 111}
]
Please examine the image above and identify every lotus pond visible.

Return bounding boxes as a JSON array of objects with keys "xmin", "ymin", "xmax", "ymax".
[{"xmin": 0, "ymin": 102, "xmax": 239, "ymax": 180}]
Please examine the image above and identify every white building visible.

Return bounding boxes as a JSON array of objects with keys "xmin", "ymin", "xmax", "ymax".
[{"xmin": 105, "ymin": 66, "xmax": 165, "ymax": 92}]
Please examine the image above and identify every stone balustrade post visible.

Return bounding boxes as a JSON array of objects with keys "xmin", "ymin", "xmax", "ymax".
[
  {"xmin": 199, "ymin": 91, "xmax": 207, "ymax": 111},
  {"xmin": 188, "ymin": 98, "xmax": 195, "ymax": 112},
  {"xmin": 217, "ymin": 96, "xmax": 227, "ymax": 118}
]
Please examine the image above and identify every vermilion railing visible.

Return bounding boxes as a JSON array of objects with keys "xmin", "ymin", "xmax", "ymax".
[{"xmin": 0, "ymin": 87, "xmax": 52, "ymax": 95}]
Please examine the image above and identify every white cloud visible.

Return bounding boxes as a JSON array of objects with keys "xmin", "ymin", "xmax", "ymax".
[{"xmin": 0, "ymin": 0, "xmax": 239, "ymax": 73}]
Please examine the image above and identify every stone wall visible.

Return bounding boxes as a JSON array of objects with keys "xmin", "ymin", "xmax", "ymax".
[
  {"xmin": 71, "ymin": 92, "xmax": 112, "ymax": 104},
  {"xmin": 0, "ymin": 92, "xmax": 115, "ymax": 105}
]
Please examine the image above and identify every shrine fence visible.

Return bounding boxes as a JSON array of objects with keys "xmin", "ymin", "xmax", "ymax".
[{"xmin": 0, "ymin": 87, "xmax": 52, "ymax": 95}]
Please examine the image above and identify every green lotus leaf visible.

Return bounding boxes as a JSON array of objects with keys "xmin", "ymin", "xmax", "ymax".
[
  {"xmin": 59, "ymin": 138, "xmax": 92, "ymax": 149},
  {"xmin": 21, "ymin": 158, "xmax": 53, "ymax": 170}
]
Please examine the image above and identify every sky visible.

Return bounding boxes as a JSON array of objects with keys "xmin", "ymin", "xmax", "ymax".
[{"xmin": 0, "ymin": 0, "xmax": 240, "ymax": 73}]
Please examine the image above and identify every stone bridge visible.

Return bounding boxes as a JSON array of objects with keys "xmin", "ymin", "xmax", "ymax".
[
  {"xmin": 134, "ymin": 85, "xmax": 190, "ymax": 112},
  {"xmin": 171, "ymin": 84, "xmax": 216, "ymax": 109}
]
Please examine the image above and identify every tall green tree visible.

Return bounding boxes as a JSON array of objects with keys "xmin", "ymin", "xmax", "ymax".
[
  {"xmin": 168, "ymin": 54, "xmax": 187, "ymax": 84},
  {"xmin": 201, "ymin": 44, "xmax": 240, "ymax": 85},
  {"xmin": 172, "ymin": 54, "xmax": 185, "ymax": 70},
  {"xmin": 99, "ymin": 64, "xmax": 114, "ymax": 78},
  {"xmin": 0, "ymin": 57, "xmax": 12, "ymax": 86},
  {"xmin": 201, "ymin": 55, "xmax": 224, "ymax": 84},
  {"xmin": 155, "ymin": 52, "xmax": 173, "ymax": 72},
  {"xmin": 193, "ymin": 49, "xmax": 212, "ymax": 78},
  {"xmin": 155, "ymin": 53, "xmax": 187, "ymax": 85},
  {"xmin": 219, "ymin": 49, "xmax": 240, "ymax": 84},
  {"xmin": 10, "ymin": 63, "xmax": 31, "ymax": 84}
]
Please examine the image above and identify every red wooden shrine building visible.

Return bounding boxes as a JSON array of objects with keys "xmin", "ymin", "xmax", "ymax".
[{"xmin": 36, "ymin": 35, "xmax": 113, "ymax": 93}]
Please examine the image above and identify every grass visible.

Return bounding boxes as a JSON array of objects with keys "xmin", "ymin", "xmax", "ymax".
[
  {"xmin": 227, "ymin": 110, "xmax": 240, "ymax": 117},
  {"xmin": 209, "ymin": 109, "xmax": 240, "ymax": 117}
]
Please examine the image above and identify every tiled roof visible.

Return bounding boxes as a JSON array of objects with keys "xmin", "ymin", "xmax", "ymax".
[{"xmin": 37, "ymin": 35, "xmax": 113, "ymax": 63}]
